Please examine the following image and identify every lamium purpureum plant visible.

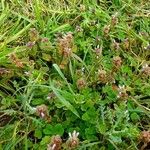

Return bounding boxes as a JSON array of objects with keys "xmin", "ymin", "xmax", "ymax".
[{"xmin": 0, "ymin": 1, "xmax": 150, "ymax": 150}]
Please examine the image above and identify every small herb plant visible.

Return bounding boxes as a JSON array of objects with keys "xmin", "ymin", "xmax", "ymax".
[{"xmin": 0, "ymin": 0, "xmax": 150, "ymax": 150}]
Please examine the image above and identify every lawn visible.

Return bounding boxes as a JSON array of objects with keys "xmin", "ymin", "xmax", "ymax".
[{"xmin": 0, "ymin": 0, "xmax": 150, "ymax": 150}]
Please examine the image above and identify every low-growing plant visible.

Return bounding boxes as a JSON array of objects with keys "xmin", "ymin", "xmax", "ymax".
[{"xmin": 0, "ymin": 0, "xmax": 150, "ymax": 150}]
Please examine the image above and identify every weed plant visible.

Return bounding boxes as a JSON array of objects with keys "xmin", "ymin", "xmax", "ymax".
[{"xmin": 0, "ymin": 0, "xmax": 150, "ymax": 150}]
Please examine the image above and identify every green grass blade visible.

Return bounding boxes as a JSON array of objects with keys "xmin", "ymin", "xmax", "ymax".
[
  {"xmin": 53, "ymin": 64, "xmax": 74, "ymax": 94},
  {"xmin": 50, "ymin": 84, "xmax": 80, "ymax": 118}
]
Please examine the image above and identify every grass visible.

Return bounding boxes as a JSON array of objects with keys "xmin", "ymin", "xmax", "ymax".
[{"xmin": 0, "ymin": 0, "xmax": 150, "ymax": 150}]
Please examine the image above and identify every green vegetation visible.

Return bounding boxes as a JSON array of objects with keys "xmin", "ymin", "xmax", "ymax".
[{"xmin": 0, "ymin": 0, "xmax": 150, "ymax": 149}]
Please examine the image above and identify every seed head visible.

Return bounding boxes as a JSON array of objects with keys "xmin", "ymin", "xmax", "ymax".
[
  {"xmin": 103, "ymin": 25, "xmax": 110, "ymax": 36},
  {"xmin": 77, "ymin": 78, "xmax": 86, "ymax": 89},
  {"xmin": 75, "ymin": 26, "xmax": 83, "ymax": 32},
  {"xmin": 26, "ymin": 41, "xmax": 35, "ymax": 48},
  {"xmin": 79, "ymin": 4, "xmax": 86, "ymax": 12},
  {"xmin": 140, "ymin": 131, "xmax": 150, "ymax": 144},
  {"xmin": 47, "ymin": 92, "xmax": 56, "ymax": 100},
  {"xmin": 9, "ymin": 54, "xmax": 24, "ymax": 68},
  {"xmin": 144, "ymin": 44, "xmax": 150, "ymax": 50},
  {"xmin": 47, "ymin": 135, "xmax": 62, "ymax": 150},
  {"xmin": 66, "ymin": 130, "xmax": 79, "ymax": 149},
  {"xmin": 47, "ymin": 144, "xmax": 56, "ymax": 150},
  {"xmin": 98, "ymin": 70, "xmax": 107, "ymax": 83},
  {"xmin": 111, "ymin": 40, "xmax": 120, "ymax": 51},
  {"xmin": 123, "ymin": 38, "xmax": 130, "ymax": 50},
  {"xmin": 111, "ymin": 13, "xmax": 118, "ymax": 26},
  {"xmin": 41, "ymin": 37, "xmax": 49, "ymax": 43},
  {"xmin": 94, "ymin": 45, "xmax": 102, "ymax": 55},
  {"xmin": 113, "ymin": 56, "xmax": 122, "ymax": 68},
  {"xmin": 36, "ymin": 104, "xmax": 51, "ymax": 122},
  {"xmin": 141, "ymin": 64, "xmax": 150, "ymax": 76},
  {"xmin": 117, "ymin": 85, "xmax": 128, "ymax": 99},
  {"xmin": 58, "ymin": 32, "xmax": 73, "ymax": 58},
  {"xmin": 29, "ymin": 28, "xmax": 39, "ymax": 42},
  {"xmin": 0, "ymin": 68, "xmax": 10, "ymax": 75}
]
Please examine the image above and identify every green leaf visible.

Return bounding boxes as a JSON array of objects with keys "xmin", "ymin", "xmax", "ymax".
[
  {"xmin": 49, "ymin": 24, "xmax": 70, "ymax": 34},
  {"xmin": 53, "ymin": 124, "xmax": 64, "ymax": 136},
  {"xmin": 130, "ymin": 112, "xmax": 140, "ymax": 122},
  {"xmin": 128, "ymin": 126, "xmax": 140, "ymax": 138},
  {"xmin": 113, "ymin": 0, "xmax": 121, "ymax": 6},
  {"xmin": 98, "ymin": 122, "xmax": 107, "ymax": 134},
  {"xmin": 81, "ymin": 100, "xmax": 93, "ymax": 111},
  {"xmin": 43, "ymin": 125, "xmax": 53, "ymax": 135},
  {"xmin": 85, "ymin": 134, "xmax": 98, "ymax": 141},
  {"xmin": 40, "ymin": 136, "xmax": 50, "ymax": 145},
  {"xmin": 82, "ymin": 112, "xmax": 90, "ymax": 121},
  {"xmin": 116, "ymin": 29, "xmax": 126, "ymax": 40},
  {"xmin": 100, "ymin": 146, "xmax": 106, "ymax": 150},
  {"xmin": 42, "ymin": 53, "xmax": 51, "ymax": 61},
  {"xmin": 121, "ymin": 65, "xmax": 132, "ymax": 75},
  {"xmin": 109, "ymin": 135, "xmax": 122, "ymax": 143},
  {"xmin": 85, "ymin": 127, "xmax": 96, "ymax": 135},
  {"xmin": 1, "ymin": 22, "xmax": 35, "ymax": 49},
  {"xmin": 34, "ymin": 129, "xmax": 42, "ymax": 139},
  {"xmin": 40, "ymin": 41, "xmax": 51, "ymax": 51},
  {"xmin": 43, "ymin": 124, "xmax": 64, "ymax": 136},
  {"xmin": 82, "ymin": 108, "xmax": 97, "ymax": 123},
  {"xmin": 53, "ymin": 64, "xmax": 74, "ymax": 94},
  {"xmin": 31, "ymin": 98, "xmax": 45, "ymax": 106},
  {"xmin": 50, "ymin": 85, "xmax": 80, "ymax": 118}
]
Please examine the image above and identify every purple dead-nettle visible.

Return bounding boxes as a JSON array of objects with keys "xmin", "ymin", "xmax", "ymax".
[
  {"xmin": 77, "ymin": 78, "xmax": 86, "ymax": 89},
  {"xmin": 66, "ymin": 130, "xmax": 80, "ymax": 149},
  {"xmin": 140, "ymin": 131, "xmax": 150, "ymax": 143},
  {"xmin": 123, "ymin": 38, "xmax": 129, "ymax": 50},
  {"xmin": 63, "ymin": 48, "xmax": 72, "ymax": 57},
  {"xmin": 144, "ymin": 44, "xmax": 150, "ymax": 50},
  {"xmin": 47, "ymin": 144, "xmax": 56, "ymax": 150},
  {"xmin": 103, "ymin": 25, "xmax": 110, "ymax": 36},
  {"xmin": 113, "ymin": 56, "xmax": 122, "ymax": 68},
  {"xmin": 111, "ymin": 13, "xmax": 118, "ymax": 26},
  {"xmin": 0, "ymin": 68, "xmax": 10, "ymax": 75},
  {"xmin": 98, "ymin": 70, "xmax": 107, "ymax": 83},
  {"xmin": 141, "ymin": 64, "xmax": 150, "ymax": 76},
  {"xmin": 58, "ymin": 32, "xmax": 73, "ymax": 58},
  {"xmin": 139, "ymin": 131, "xmax": 150, "ymax": 150},
  {"xmin": 79, "ymin": 4, "xmax": 86, "ymax": 12},
  {"xmin": 29, "ymin": 28, "xmax": 39, "ymax": 42},
  {"xmin": 111, "ymin": 40, "xmax": 120, "ymax": 51},
  {"xmin": 41, "ymin": 37, "xmax": 49, "ymax": 42},
  {"xmin": 35, "ymin": 104, "xmax": 51, "ymax": 122},
  {"xmin": 117, "ymin": 85, "xmax": 128, "ymax": 99},
  {"xmin": 47, "ymin": 135, "xmax": 62, "ymax": 150},
  {"xmin": 94, "ymin": 45, "xmax": 102, "ymax": 55},
  {"xmin": 9, "ymin": 54, "xmax": 24, "ymax": 68},
  {"xmin": 24, "ymin": 71, "xmax": 31, "ymax": 76},
  {"xmin": 26, "ymin": 41, "xmax": 35, "ymax": 48},
  {"xmin": 81, "ymin": 67, "xmax": 85, "ymax": 75},
  {"xmin": 95, "ymin": 36, "xmax": 100, "ymax": 43},
  {"xmin": 64, "ymin": 32, "xmax": 73, "ymax": 42},
  {"xmin": 47, "ymin": 92, "xmax": 56, "ymax": 100},
  {"xmin": 76, "ymin": 26, "xmax": 83, "ymax": 32}
]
